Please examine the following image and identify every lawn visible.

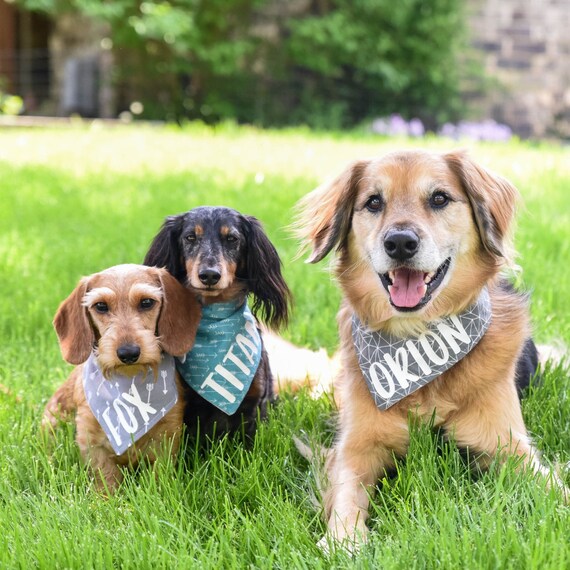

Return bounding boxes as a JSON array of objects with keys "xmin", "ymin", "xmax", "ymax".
[{"xmin": 0, "ymin": 123, "xmax": 569, "ymax": 569}]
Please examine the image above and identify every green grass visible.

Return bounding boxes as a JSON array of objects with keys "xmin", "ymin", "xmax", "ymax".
[{"xmin": 0, "ymin": 124, "xmax": 569, "ymax": 568}]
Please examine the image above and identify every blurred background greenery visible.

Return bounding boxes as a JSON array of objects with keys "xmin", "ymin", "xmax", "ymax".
[
  {"xmin": 12, "ymin": 0, "xmax": 464, "ymax": 128},
  {"xmin": 1, "ymin": 0, "xmax": 487, "ymax": 131}
]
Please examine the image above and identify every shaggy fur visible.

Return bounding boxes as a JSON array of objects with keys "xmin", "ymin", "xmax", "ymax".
[
  {"xmin": 144, "ymin": 206, "xmax": 292, "ymax": 437},
  {"xmin": 296, "ymin": 150, "xmax": 567, "ymax": 548},
  {"xmin": 42, "ymin": 264, "xmax": 201, "ymax": 492}
]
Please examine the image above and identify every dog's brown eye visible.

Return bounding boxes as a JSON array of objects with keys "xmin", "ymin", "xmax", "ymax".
[
  {"xmin": 365, "ymin": 195, "xmax": 383, "ymax": 213},
  {"xmin": 93, "ymin": 302, "xmax": 109, "ymax": 314},
  {"xmin": 185, "ymin": 232, "xmax": 197, "ymax": 242},
  {"xmin": 226, "ymin": 235, "xmax": 238, "ymax": 243},
  {"xmin": 140, "ymin": 298, "xmax": 156, "ymax": 310},
  {"xmin": 430, "ymin": 191, "xmax": 450, "ymax": 208}
]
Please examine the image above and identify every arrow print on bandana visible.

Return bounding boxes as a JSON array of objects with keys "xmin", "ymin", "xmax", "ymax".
[
  {"xmin": 95, "ymin": 376, "xmax": 105, "ymax": 396},
  {"xmin": 82, "ymin": 353, "xmax": 178, "ymax": 455}
]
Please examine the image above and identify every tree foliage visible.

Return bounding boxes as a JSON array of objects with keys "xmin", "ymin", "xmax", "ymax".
[{"xmin": 17, "ymin": 0, "xmax": 466, "ymax": 127}]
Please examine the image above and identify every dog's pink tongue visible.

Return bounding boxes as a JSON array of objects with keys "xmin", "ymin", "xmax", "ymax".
[{"xmin": 389, "ymin": 268, "xmax": 426, "ymax": 308}]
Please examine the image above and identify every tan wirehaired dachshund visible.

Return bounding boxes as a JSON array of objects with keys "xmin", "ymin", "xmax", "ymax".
[{"xmin": 43, "ymin": 264, "xmax": 201, "ymax": 492}]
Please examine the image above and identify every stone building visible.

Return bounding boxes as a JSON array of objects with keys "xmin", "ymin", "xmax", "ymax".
[
  {"xmin": 467, "ymin": 0, "xmax": 570, "ymax": 138},
  {"xmin": 0, "ymin": 1, "xmax": 112, "ymax": 117}
]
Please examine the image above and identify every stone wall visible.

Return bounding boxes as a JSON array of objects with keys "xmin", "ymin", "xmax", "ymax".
[{"xmin": 467, "ymin": 0, "xmax": 570, "ymax": 138}]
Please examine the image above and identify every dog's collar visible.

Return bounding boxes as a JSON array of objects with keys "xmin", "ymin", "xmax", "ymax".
[
  {"xmin": 176, "ymin": 300, "xmax": 262, "ymax": 415},
  {"xmin": 82, "ymin": 353, "xmax": 178, "ymax": 455},
  {"xmin": 352, "ymin": 287, "xmax": 492, "ymax": 410}
]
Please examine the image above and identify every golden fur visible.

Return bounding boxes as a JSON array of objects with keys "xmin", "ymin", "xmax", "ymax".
[
  {"xmin": 42, "ymin": 264, "xmax": 201, "ymax": 493},
  {"xmin": 296, "ymin": 150, "xmax": 567, "ymax": 548}
]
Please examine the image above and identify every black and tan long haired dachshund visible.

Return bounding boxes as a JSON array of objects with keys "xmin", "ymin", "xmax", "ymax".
[{"xmin": 144, "ymin": 206, "xmax": 292, "ymax": 438}]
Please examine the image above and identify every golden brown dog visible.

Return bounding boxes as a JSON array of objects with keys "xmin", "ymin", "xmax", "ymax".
[
  {"xmin": 43, "ymin": 264, "xmax": 201, "ymax": 492},
  {"xmin": 297, "ymin": 149, "xmax": 567, "ymax": 548}
]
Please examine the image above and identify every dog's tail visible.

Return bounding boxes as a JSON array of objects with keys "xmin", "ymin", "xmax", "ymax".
[
  {"xmin": 294, "ymin": 435, "xmax": 334, "ymax": 509},
  {"xmin": 41, "ymin": 375, "xmax": 77, "ymax": 434},
  {"xmin": 262, "ymin": 329, "xmax": 340, "ymax": 397},
  {"xmin": 537, "ymin": 343, "xmax": 569, "ymax": 369}
]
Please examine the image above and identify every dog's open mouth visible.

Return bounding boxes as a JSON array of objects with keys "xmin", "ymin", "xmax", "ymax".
[{"xmin": 379, "ymin": 258, "xmax": 451, "ymax": 312}]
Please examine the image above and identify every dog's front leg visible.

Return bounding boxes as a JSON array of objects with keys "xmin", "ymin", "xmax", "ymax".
[
  {"xmin": 87, "ymin": 446, "xmax": 124, "ymax": 494},
  {"xmin": 322, "ymin": 417, "xmax": 409, "ymax": 551}
]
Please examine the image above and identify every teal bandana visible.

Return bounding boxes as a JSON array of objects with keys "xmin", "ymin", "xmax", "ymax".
[
  {"xmin": 353, "ymin": 288, "xmax": 492, "ymax": 410},
  {"xmin": 83, "ymin": 353, "xmax": 178, "ymax": 455},
  {"xmin": 176, "ymin": 301, "xmax": 262, "ymax": 415}
]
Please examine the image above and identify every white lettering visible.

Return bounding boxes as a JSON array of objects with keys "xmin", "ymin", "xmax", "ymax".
[
  {"xmin": 406, "ymin": 340, "xmax": 432, "ymax": 375},
  {"xmin": 201, "ymin": 373, "xmax": 236, "ymax": 403},
  {"xmin": 214, "ymin": 364, "xmax": 244, "ymax": 390},
  {"xmin": 122, "ymin": 384, "xmax": 157, "ymax": 423},
  {"xmin": 236, "ymin": 334, "xmax": 258, "ymax": 364},
  {"xmin": 419, "ymin": 331, "xmax": 449, "ymax": 365},
  {"xmin": 436, "ymin": 315, "xmax": 471, "ymax": 354},
  {"xmin": 113, "ymin": 399, "xmax": 138, "ymax": 433},
  {"xmin": 369, "ymin": 361, "xmax": 396, "ymax": 399},
  {"xmin": 223, "ymin": 345, "xmax": 250, "ymax": 375},
  {"xmin": 244, "ymin": 319, "xmax": 257, "ymax": 339},
  {"xmin": 102, "ymin": 407, "xmax": 123, "ymax": 446},
  {"xmin": 383, "ymin": 347, "xmax": 419, "ymax": 389}
]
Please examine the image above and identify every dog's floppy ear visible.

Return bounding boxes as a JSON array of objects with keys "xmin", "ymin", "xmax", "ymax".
[
  {"xmin": 296, "ymin": 160, "xmax": 369, "ymax": 263},
  {"xmin": 53, "ymin": 277, "xmax": 94, "ymax": 365},
  {"xmin": 144, "ymin": 215, "xmax": 186, "ymax": 281},
  {"xmin": 155, "ymin": 268, "xmax": 201, "ymax": 356},
  {"xmin": 445, "ymin": 151, "xmax": 519, "ymax": 264},
  {"xmin": 242, "ymin": 216, "xmax": 292, "ymax": 331}
]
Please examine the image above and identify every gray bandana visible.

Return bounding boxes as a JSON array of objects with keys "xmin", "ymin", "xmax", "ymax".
[
  {"xmin": 83, "ymin": 353, "xmax": 178, "ymax": 455},
  {"xmin": 352, "ymin": 288, "xmax": 492, "ymax": 410}
]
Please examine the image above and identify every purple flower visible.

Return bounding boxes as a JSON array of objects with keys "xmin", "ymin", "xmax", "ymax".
[
  {"xmin": 388, "ymin": 114, "xmax": 409, "ymax": 137},
  {"xmin": 370, "ymin": 115, "xmax": 426, "ymax": 138},
  {"xmin": 408, "ymin": 118, "xmax": 425, "ymax": 138},
  {"xmin": 438, "ymin": 119, "xmax": 512, "ymax": 142}
]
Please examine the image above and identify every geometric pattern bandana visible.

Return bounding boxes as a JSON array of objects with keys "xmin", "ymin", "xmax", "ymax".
[
  {"xmin": 352, "ymin": 287, "xmax": 492, "ymax": 410},
  {"xmin": 82, "ymin": 353, "xmax": 178, "ymax": 455},
  {"xmin": 176, "ymin": 301, "xmax": 262, "ymax": 416}
]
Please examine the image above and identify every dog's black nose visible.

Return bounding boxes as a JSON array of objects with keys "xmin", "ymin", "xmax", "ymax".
[
  {"xmin": 384, "ymin": 229, "xmax": 420, "ymax": 260},
  {"xmin": 117, "ymin": 344, "xmax": 141, "ymax": 364},
  {"xmin": 198, "ymin": 269, "xmax": 221, "ymax": 286}
]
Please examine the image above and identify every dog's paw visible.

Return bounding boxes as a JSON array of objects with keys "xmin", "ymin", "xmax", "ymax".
[
  {"xmin": 316, "ymin": 527, "xmax": 367, "ymax": 556},
  {"xmin": 316, "ymin": 534, "xmax": 332, "ymax": 554}
]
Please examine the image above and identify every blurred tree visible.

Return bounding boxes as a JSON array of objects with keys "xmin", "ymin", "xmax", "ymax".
[
  {"xmin": 286, "ymin": 0, "xmax": 465, "ymax": 128},
  {"xmin": 17, "ymin": 0, "xmax": 465, "ymax": 128}
]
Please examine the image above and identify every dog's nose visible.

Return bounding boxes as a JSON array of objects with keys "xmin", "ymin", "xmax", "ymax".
[
  {"xmin": 384, "ymin": 229, "xmax": 420, "ymax": 260},
  {"xmin": 117, "ymin": 344, "xmax": 141, "ymax": 364},
  {"xmin": 198, "ymin": 268, "xmax": 221, "ymax": 286}
]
